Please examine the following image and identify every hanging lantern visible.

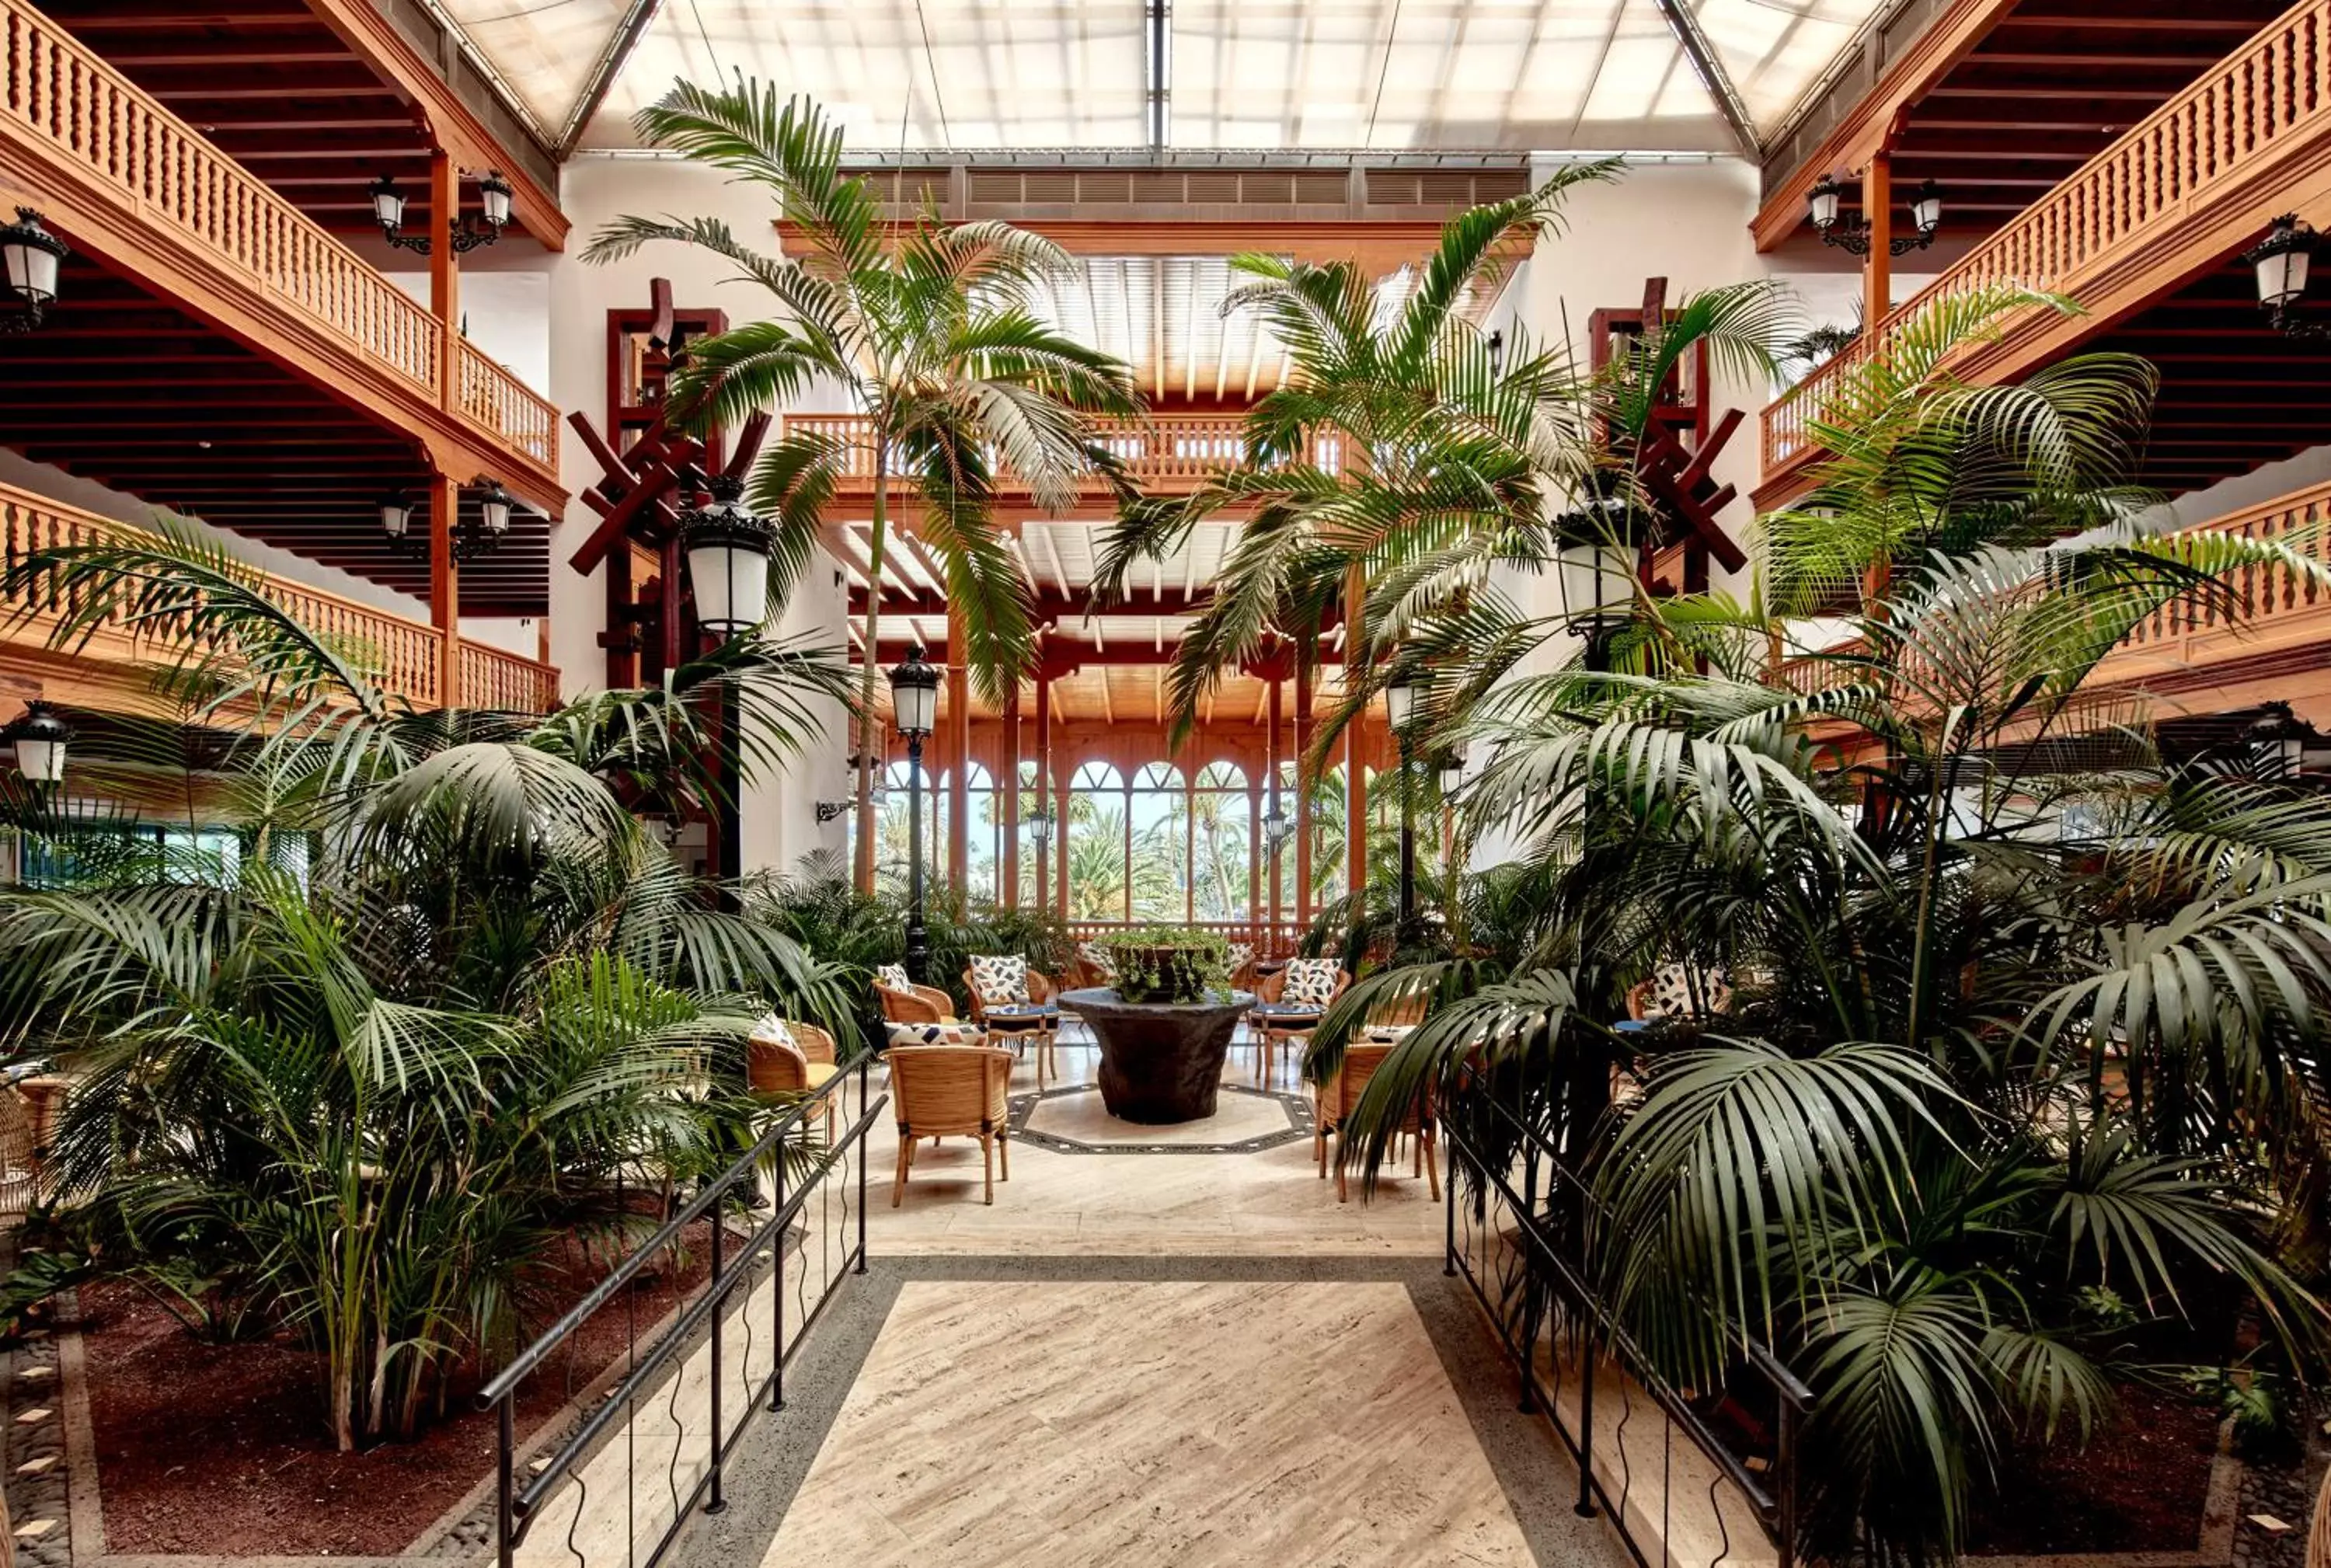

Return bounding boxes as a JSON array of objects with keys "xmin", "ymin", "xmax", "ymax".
[
  {"xmin": 1261, "ymin": 804, "xmax": 1292, "ymax": 850},
  {"xmin": 369, "ymin": 174, "xmax": 406, "ymax": 232},
  {"xmin": 2246, "ymin": 701, "xmax": 2316, "ymax": 779},
  {"xmin": 1807, "ymin": 176, "xmax": 1842, "ymax": 233},
  {"xmin": 379, "ymin": 490, "xmax": 413, "ymax": 545},
  {"xmin": 5, "ymin": 701, "xmax": 70, "ymax": 784},
  {"xmin": 0, "ymin": 209, "xmax": 68, "ymax": 331},
  {"xmin": 476, "ymin": 479, "xmax": 514, "ymax": 538},
  {"xmin": 478, "ymin": 171, "xmax": 514, "ymax": 231},
  {"xmin": 1437, "ymin": 749, "xmax": 1465, "ymax": 797},
  {"xmin": 888, "ymin": 644, "xmax": 940, "ymax": 738},
  {"xmin": 677, "ymin": 474, "xmax": 775, "ymax": 638},
  {"xmin": 1385, "ymin": 670, "xmax": 1420, "ymax": 733},
  {"xmin": 1909, "ymin": 179, "xmax": 1944, "ymax": 238},
  {"xmin": 1029, "ymin": 803, "xmax": 1054, "ymax": 846},
  {"xmin": 2250, "ymin": 215, "xmax": 2317, "ymax": 311},
  {"xmin": 1556, "ymin": 538, "xmax": 1634, "ymax": 631}
]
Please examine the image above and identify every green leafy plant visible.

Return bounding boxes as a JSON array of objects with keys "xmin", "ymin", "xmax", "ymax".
[{"xmin": 1106, "ymin": 925, "xmax": 1232, "ymax": 1003}]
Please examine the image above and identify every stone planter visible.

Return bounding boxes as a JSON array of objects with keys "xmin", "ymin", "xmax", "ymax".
[{"xmin": 1060, "ymin": 987, "xmax": 1254, "ymax": 1123}]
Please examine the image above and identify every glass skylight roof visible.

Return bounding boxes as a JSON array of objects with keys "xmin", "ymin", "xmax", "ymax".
[{"xmin": 430, "ymin": 0, "xmax": 1891, "ymax": 156}]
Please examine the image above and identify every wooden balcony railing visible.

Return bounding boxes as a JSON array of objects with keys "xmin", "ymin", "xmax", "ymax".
[
  {"xmin": 0, "ymin": 0, "xmax": 556, "ymax": 486},
  {"xmin": 784, "ymin": 413, "xmax": 1347, "ymax": 497},
  {"xmin": 0, "ymin": 483, "xmax": 557, "ymax": 713},
  {"xmin": 1762, "ymin": 0, "xmax": 2331, "ymax": 485},
  {"xmin": 2099, "ymin": 479, "xmax": 2331, "ymax": 684},
  {"xmin": 458, "ymin": 340, "xmax": 558, "ymax": 467},
  {"xmin": 459, "ymin": 638, "xmax": 561, "ymax": 713}
]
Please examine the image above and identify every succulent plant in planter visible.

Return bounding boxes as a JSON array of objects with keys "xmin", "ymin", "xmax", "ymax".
[{"xmin": 1106, "ymin": 925, "xmax": 1232, "ymax": 1004}]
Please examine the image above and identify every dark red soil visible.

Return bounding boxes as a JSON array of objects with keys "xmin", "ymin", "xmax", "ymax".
[
  {"xmin": 1966, "ymin": 1382, "xmax": 2223, "ymax": 1556},
  {"xmin": 73, "ymin": 1219, "xmax": 725, "ymax": 1556}
]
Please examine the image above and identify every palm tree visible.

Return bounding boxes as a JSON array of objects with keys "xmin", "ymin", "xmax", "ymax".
[
  {"xmin": 1305, "ymin": 289, "xmax": 2331, "ymax": 1565},
  {"xmin": 0, "ymin": 527, "xmax": 856, "ymax": 1448},
  {"xmin": 581, "ymin": 85, "xmax": 1145, "ymax": 890}
]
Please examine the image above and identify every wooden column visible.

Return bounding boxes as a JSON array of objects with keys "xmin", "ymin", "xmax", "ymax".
[
  {"xmin": 1056, "ymin": 755, "xmax": 1072, "ymax": 917},
  {"xmin": 1036, "ymin": 672, "xmax": 1054, "ymax": 913},
  {"xmin": 1245, "ymin": 775, "xmax": 1262, "ymax": 943},
  {"xmin": 428, "ymin": 468, "xmax": 460, "ymax": 706},
  {"xmin": 946, "ymin": 607, "xmax": 969, "ymax": 889},
  {"xmin": 1184, "ymin": 771, "xmax": 1197, "ymax": 925},
  {"xmin": 1294, "ymin": 656, "xmax": 1313, "ymax": 925},
  {"xmin": 1266, "ymin": 673, "xmax": 1284, "ymax": 939},
  {"xmin": 1343, "ymin": 563, "xmax": 1368, "ymax": 901},
  {"xmin": 429, "ymin": 149, "xmax": 459, "ymax": 409},
  {"xmin": 1863, "ymin": 148, "xmax": 1892, "ymax": 330},
  {"xmin": 1121, "ymin": 779, "xmax": 1134, "ymax": 924},
  {"xmin": 1002, "ymin": 678, "xmax": 1021, "ymax": 909}
]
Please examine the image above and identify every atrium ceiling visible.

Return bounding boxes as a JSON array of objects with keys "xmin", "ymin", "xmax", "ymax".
[{"xmin": 432, "ymin": 0, "xmax": 1890, "ymax": 160}]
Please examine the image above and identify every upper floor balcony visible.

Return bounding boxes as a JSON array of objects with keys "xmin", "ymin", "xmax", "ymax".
[
  {"xmin": 0, "ymin": 481, "xmax": 558, "ymax": 714},
  {"xmin": 1760, "ymin": 0, "xmax": 2331, "ymax": 507},
  {"xmin": 0, "ymin": 0, "xmax": 562, "ymax": 504}
]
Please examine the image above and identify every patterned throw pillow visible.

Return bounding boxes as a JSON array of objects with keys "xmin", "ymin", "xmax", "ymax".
[
  {"xmin": 1646, "ymin": 963, "xmax": 1732, "ymax": 1020},
  {"xmin": 885, "ymin": 1021, "xmax": 984, "ymax": 1049},
  {"xmin": 1226, "ymin": 943, "xmax": 1254, "ymax": 975},
  {"xmin": 1076, "ymin": 939, "xmax": 1117, "ymax": 981},
  {"xmin": 969, "ymin": 953, "xmax": 1030, "ymax": 1004},
  {"xmin": 1281, "ymin": 957, "xmax": 1341, "ymax": 1010},
  {"xmin": 874, "ymin": 963, "xmax": 911, "ymax": 992},
  {"xmin": 751, "ymin": 1013, "xmax": 797, "ymax": 1050}
]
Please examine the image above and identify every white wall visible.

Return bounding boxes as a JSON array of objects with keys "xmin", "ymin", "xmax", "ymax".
[
  {"xmin": 385, "ymin": 269, "xmax": 552, "ymax": 396},
  {"xmin": 549, "ymin": 156, "xmax": 852, "ymax": 880}
]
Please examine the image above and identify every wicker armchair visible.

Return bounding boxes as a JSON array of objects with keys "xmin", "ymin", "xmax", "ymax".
[
  {"xmin": 1313, "ymin": 1039, "xmax": 1438, "ymax": 1203},
  {"xmin": 886, "ymin": 1044, "xmax": 1016, "ymax": 1205},
  {"xmin": 748, "ymin": 1021, "xmax": 841, "ymax": 1142},
  {"xmin": 962, "ymin": 965, "xmax": 1060, "ymax": 1087},
  {"xmin": 876, "ymin": 978, "xmax": 959, "ymax": 1026},
  {"xmin": 1251, "ymin": 963, "xmax": 1350, "ymax": 1082}
]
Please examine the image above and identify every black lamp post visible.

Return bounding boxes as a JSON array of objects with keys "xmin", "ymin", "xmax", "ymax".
[
  {"xmin": 1385, "ymin": 668, "xmax": 1421, "ymax": 932},
  {"xmin": 1029, "ymin": 800, "xmax": 1054, "ymax": 911},
  {"xmin": 0, "ymin": 208, "xmax": 68, "ymax": 334},
  {"xmin": 4, "ymin": 701, "xmax": 70, "ymax": 785},
  {"xmin": 889, "ymin": 644, "xmax": 941, "ymax": 981},
  {"xmin": 1808, "ymin": 175, "xmax": 1943, "ymax": 256},
  {"xmin": 1556, "ymin": 500, "xmax": 1635, "ymax": 673},
  {"xmin": 676, "ymin": 475, "xmax": 775, "ymax": 639}
]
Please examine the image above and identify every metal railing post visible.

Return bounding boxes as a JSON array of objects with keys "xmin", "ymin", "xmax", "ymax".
[
  {"xmin": 855, "ymin": 1059, "xmax": 870, "ymax": 1273},
  {"xmin": 496, "ymin": 1397, "xmax": 515, "ymax": 1568},
  {"xmin": 770, "ymin": 1153, "xmax": 786, "ymax": 1413},
  {"xmin": 705, "ymin": 1204, "xmax": 726, "ymax": 1515},
  {"xmin": 1775, "ymin": 1390, "xmax": 1800, "ymax": 1568},
  {"xmin": 1575, "ymin": 1319, "xmax": 1599, "ymax": 1517}
]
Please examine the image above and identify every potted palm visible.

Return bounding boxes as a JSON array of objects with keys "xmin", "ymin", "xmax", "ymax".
[{"xmin": 1063, "ymin": 925, "xmax": 1250, "ymax": 1123}]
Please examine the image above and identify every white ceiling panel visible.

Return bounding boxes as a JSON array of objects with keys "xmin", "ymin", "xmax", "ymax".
[{"xmin": 444, "ymin": 0, "xmax": 1887, "ymax": 157}]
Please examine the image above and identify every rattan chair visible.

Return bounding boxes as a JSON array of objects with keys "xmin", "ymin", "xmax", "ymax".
[
  {"xmin": 876, "ymin": 977, "xmax": 959, "ymax": 1026},
  {"xmin": 1251, "ymin": 963, "xmax": 1350, "ymax": 1082},
  {"xmin": 885, "ymin": 1044, "xmax": 1016, "ymax": 1206},
  {"xmin": 748, "ymin": 1021, "xmax": 841, "ymax": 1143},
  {"xmin": 1313, "ymin": 1039, "xmax": 1438, "ymax": 1204},
  {"xmin": 963, "ymin": 964, "xmax": 1060, "ymax": 1087},
  {"xmin": 0, "ymin": 1091, "xmax": 37, "ymax": 1219}
]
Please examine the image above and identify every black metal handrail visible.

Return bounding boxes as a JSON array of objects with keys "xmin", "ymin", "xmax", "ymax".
[
  {"xmin": 1444, "ymin": 1068, "xmax": 1811, "ymax": 1568},
  {"xmin": 483, "ymin": 1056, "xmax": 883, "ymax": 1568}
]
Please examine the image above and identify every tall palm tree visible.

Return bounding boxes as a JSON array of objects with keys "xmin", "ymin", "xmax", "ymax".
[{"xmin": 582, "ymin": 85, "xmax": 1145, "ymax": 890}]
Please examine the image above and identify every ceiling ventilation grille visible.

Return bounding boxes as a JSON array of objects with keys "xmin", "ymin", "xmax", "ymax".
[{"xmin": 864, "ymin": 163, "xmax": 1526, "ymax": 219}]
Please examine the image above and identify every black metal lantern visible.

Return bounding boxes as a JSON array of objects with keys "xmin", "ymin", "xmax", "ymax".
[
  {"xmin": 476, "ymin": 479, "xmax": 514, "ymax": 538},
  {"xmin": 1809, "ymin": 174, "xmax": 1942, "ymax": 256},
  {"xmin": 1486, "ymin": 329, "xmax": 1505, "ymax": 379},
  {"xmin": 677, "ymin": 475, "xmax": 775, "ymax": 638},
  {"xmin": 1385, "ymin": 670, "xmax": 1420, "ymax": 733},
  {"xmin": 0, "ymin": 208, "xmax": 68, "ymax": 333},
  {"xmin": 1261, "ymin": 803, "xmax": 1293, "ymax": 851},
  {"xmin": 1437, "ymin": 748, "xmax": 1466, "ymax": 797},
  {"xmin": 2247, "ymin": 215, "xmax": 2330, "ymax": 339},
  {"xmin": 1029, "ymin": 802, "xmax": 1054, "ymax": 847},
  {"xmin": 2246, "ymin": 701, "xmax": 2317, "ymax": 779},
  {"xmin": 5, "ymin": 700, "xmax": 69, "ymax": 785},
  {"xmin": 888, "ymin": 644, "xmax": 940, "ymax": 738},
  {"xmin": 373, "ymin": 170, "xmax": 512, "ymax": 256},
  {"xmin": 379, "ymin": 490, "xmax": 416, "ymax": 552}
]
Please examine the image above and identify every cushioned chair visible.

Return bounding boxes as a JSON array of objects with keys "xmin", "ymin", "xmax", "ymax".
[
  {"xmin": 886, "ymin": 1044, "xmax": 1016, "ymax": 1206},
  {"xmin": 747, "ymin": 1020, "xmax": 840, "ymax": 1142},
  {"xmin": 876, "ymin": 977, "xmax": 960, "ymax": 1026},
  {"xmin": 962, "ymin": 960, "xmax": 1060, "ymax": 1087},
  {"xmin": 1251, "ymin": 958, "xmax": 1349, "ymax": 1082},
  {"xmin": 1313, "ymin": 1039, "xmax": 1438, "ymax": 1204}
]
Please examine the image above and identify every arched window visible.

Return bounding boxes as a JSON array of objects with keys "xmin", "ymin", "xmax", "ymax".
[
  {"xmin": 873, "ymin": 758, "xmax": 936, "ymax": 896},
  {"xmin": 1311, "ymin": 763, "xmax": 1347, "ymax": 908},
  {"xmin": 1015, "ymin": 758, "xmax": 1046, "ymax": 909},
  {"xmin": 1129, "ymin": 762, "xmax": 1186, "ymax": 922},
  {"xmin": 1190, "ymin": 761, "xmax": 1251, "ymax": 922},
  {"xmin": 964, "ymin": 761, "xmax": 996, "ymax": 902},
  {"xmin": 1067, "ymin": 761, "xmax": 1127, "ymax": 923}
]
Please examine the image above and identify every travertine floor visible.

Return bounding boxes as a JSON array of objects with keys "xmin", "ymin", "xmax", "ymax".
[
  {"xmin": 758, "ymin": 1280, "xmax": 1538, "ymax": 1568},
  {"xmin": 866, "ymin": 1033, "xmax": 1446, "ymax": 1256}
]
